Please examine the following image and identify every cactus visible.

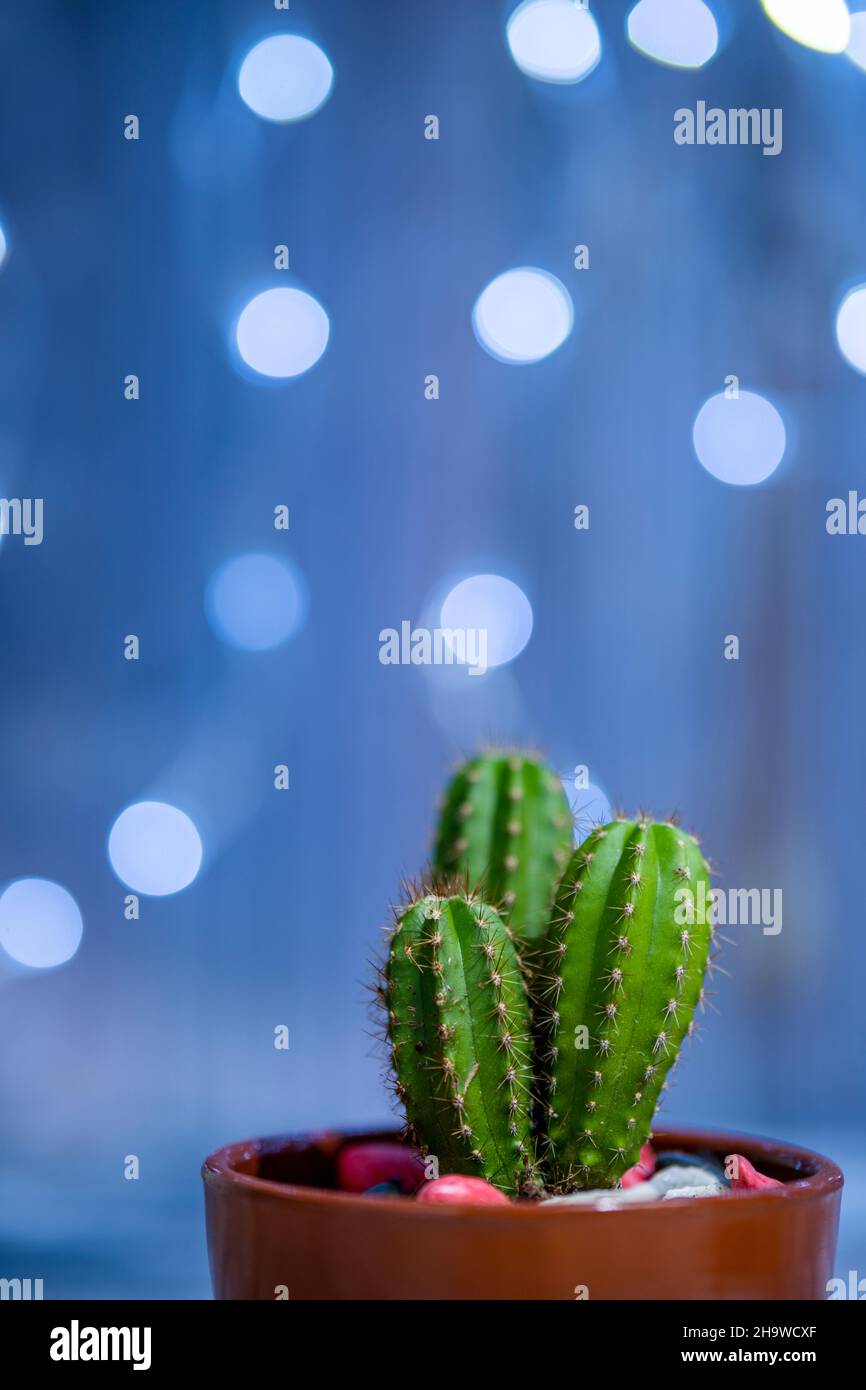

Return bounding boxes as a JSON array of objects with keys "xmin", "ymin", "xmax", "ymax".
[
  {"xmin": 433, "ymin": 752, "xmax": 573, "ymax": 944},
  {"xmin": 537, "ymin": 817, "xmax": 713, "ymax": 1188},
  {"xmin": 383, "ymin": 887, "xmax": 536, "ymax": 1194}
]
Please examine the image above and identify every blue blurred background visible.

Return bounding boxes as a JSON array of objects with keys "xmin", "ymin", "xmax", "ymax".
[{"xmin": 1, "ymin": 0, "xmax": 864, "ymax": 1297}]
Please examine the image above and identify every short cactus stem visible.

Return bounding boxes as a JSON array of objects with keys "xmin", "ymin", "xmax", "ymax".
[
  {"xmin": 433, "ymin": 752, "xmax": 573, "ymax": 943},
  {"xmin": 385, "ymin": 890, "xmax": 536, "ymax": 1194},
  {"xmin": 539, "ymin": 819, "xmax": 713, "ymax": 1188}
]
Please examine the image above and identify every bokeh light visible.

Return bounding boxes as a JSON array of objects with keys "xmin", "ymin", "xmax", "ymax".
[
  {"xmin": 0, "ymin": 879, "xmax": 83, "ymax": 970},
  {"xmin": 440, "ymin": 574, "xmax": 533, "ymax": 669},
  {"xmin": 206, "ymin": 552, "xmax": 306, "ymax": 652},
  {"xmin": 846, "ymin": 10, "xmax": 866, "ymax": 67},
  {"xmin": 473, "ymin": 268, "xmax": 573, "ymax": 364},
  {"xmin": 238, "ymin": 34, "xmax": 334, "ymax": 123},
  {"xmin": 108, "ymin": 801, "xmax": 203, "ymax": 897},
  {"xmin": 565, "ymin": 780, "xmax": 613, "ymax": 843},
  {"xmin": 506, "ymin": 0, "xmax": 602, "ymax": 84},
  {"xmin": 693, "ymin": 390, "xmax": 786, "ymax": 486},
  {"xmin": 0, "ymin": 223, "xmax": 7, "ymax": 270},
  {"xmin": 760, "ymin": 0, "xmax": 851, "ymax": 54},
  {"xmin": 235, "ymin": 286, "xmax": 329, "ymax": 379},
  {"xmin": 627, "ymin": 0, "xmax": 719, "ymax": 68},
  {"xmin": 835, "ymin": 284, "xmax": 866, "ymax": 374}
]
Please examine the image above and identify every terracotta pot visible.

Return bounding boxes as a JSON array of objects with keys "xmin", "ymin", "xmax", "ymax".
[{"xmin": 202, "ymin": 1125, "xmax": 842, "ymax": 1300}]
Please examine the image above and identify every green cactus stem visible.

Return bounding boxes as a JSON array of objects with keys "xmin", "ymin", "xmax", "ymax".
[
  {"xmin": 384, "ymin": 888, "xmax": 536, "ymax": 1194},
  {"xmin": 433, "ymin": 753, "xmax": 573, "ymax": 944},
  {"xmin": 538, "ymin": 817, "xmax": 713, "ymax": 1189}
]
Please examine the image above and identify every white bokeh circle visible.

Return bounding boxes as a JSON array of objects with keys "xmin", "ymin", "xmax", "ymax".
[
  {"xmin": 108, "ymin": 802, "xmax": 203, "ymax": 897},
  {"xmin": 239, "ymin": 35, "xmax": 334, "ymax": 123}
]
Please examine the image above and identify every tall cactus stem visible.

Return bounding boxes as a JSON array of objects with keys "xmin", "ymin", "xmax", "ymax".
[
  {"xmin": 383, "ymin": 886, "xmax": 536, "ymax": 1194},
  {"xmin": 433, "ymin": 752, "xmax": 573, "ymax": 944},
  {"xmin": 537, "ymin": 818, "xmax": 713, "ymax": 1188}
]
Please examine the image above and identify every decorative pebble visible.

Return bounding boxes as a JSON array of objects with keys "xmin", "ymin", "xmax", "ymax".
[
  {"xmin": 363, "ymin": 1181, "xmax": 403, "ymax": 1198},
  {"xmin": 415, "ymin": 1174, "xmax": 510, "ymax": 1205},
  {"xmin": 645, "ymin": 1163, "xmax": 724, "ymax": 1197},
  {"xmin": 662, "ymin": 1182, "xmax": 725, "ymax": 1200},
  {"xmin": 725, "ymin": 1153, "xmax": 784, "ymax": 1190},
  {"xmin": 541, "ymin": 1150, "xmax": 752, "ymax": 1206},
  {"xmin": 337, "ymin": 1142, "xmax": 425, "ymax": 1195},
  {"xmin": 543, "ymin": 1184, "xmax": 660, "ymax": 1207},
  {"xmin": 656, "ymin": 1149, "xmax": 726, "ymax": 1179},
  {"xmin": 621, "ymin": 1141, "xmax": 656, "ymax": 1187}
]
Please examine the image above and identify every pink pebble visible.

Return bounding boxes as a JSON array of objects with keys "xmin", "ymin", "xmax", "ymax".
[
  {"xmin": 337, "ymin": 1142, "xmax": 425, "ymax": 1195},
  {"xmin": 415, "ymin": 1174, "xmax": 510, "ymax": 1206},
  {"xmin": 621, "ymin": 1142, "xmax": 656, "ymax": 1188},
  {"xmin": 725, "ymin": 1153, "xmax": 783, "ymax": 1190}
]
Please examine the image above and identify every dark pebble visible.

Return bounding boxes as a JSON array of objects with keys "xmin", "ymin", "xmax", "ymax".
[{"xmin": 657, "ymin": 1150, "xmax": 728, "ymax": 1182}]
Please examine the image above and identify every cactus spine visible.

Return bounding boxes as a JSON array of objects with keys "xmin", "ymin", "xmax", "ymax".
[
  {"xmin": 385, "ymin": 890, "xmax": 535, "ymax": 1194},
  {"xmin": 433, "ymin": 753, "xmax": 573, "ymax": 943},
  {"xmin": 538, "ymin": 818, "xmax": 713, "ymax": 1188}
]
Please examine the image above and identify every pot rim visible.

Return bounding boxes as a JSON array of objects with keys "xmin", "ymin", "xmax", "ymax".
[{"xmin": 202, "ymin": 1124, "xmax": 843, "ymax": 1214}]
